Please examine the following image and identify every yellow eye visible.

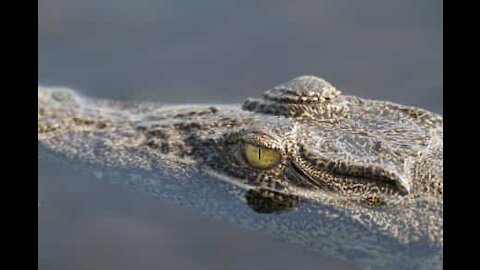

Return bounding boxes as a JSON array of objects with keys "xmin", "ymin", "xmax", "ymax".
[{"xmin": 243, "ymin": 143, "xmax": 281, "ymax": 169}]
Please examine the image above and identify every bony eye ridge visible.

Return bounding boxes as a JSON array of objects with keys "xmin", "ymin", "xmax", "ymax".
[{"xmin": 243, "ymin": 143, "xmax": 281, "ymax": 169}]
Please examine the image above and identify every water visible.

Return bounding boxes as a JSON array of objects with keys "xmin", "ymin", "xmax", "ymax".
[{"xmin": 38, "ymin": 1, "xmax": 442, "ymax": 269}]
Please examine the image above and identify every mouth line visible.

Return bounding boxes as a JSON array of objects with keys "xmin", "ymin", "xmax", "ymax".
[
  {"xmin": 205, "ymin": 162, "xmax": 400, "ymax": 207},
  {"xmin": 289, "ymin": 161, "xmax": 328, "ymax": 190},
  {"xmin": 291, "ymin": 154, "xmax": 410, "ymax": 196}
]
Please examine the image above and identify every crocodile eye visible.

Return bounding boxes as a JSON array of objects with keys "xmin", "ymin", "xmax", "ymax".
[{"xmin": 243, "ymin": 143, "xmax": 281, "ymax": 169}]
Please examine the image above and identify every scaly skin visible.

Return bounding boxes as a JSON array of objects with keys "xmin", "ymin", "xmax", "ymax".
[{"xmin": 38, "ymin": 76, "xmax": 443, "ymax": 270}]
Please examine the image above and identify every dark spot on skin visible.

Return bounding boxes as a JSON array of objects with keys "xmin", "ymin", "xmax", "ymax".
[
  {"xmin": 96, "ymin": 122, "xmax": 108, "ymax": 129},
  {"xmin": 245, "ymin": 188, "xmax": 300, "ymax": 214},
  {"xmin": 175, "ymin": 122, "xmax": 202, "ymax": 130},
  {"xmin": 145, "ymin": 129, "xmax": 169, "ymax": 140},
  {"xmin": 361, "ymin": 196, "xmax": 386, "ymax": 207},
  {"xmin": 72, "ymin": 117, "xmax": 95, "ymax": 126},
  {"xmin": 373, "ymin": 141, "xmax": 382, "ymax": 152},
  {"xmin": 161, "ymin": 142, "xmax": 169, "ymax": 154}
]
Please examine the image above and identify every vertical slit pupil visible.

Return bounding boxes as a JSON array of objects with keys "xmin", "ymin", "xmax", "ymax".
[{"xmin": 258, "ymin": 148, "xmax": 261, "ymax": 160}]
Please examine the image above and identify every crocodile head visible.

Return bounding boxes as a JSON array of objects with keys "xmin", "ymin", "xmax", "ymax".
[
  {"xmin": 178, "ymin": 76, "xmax": 442, "ymax": 214},
  {"xmin": 38, "ymin": 76, "xmax": 443, "ymax": 269}
]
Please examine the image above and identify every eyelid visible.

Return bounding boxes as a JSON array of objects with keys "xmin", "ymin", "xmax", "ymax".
[{"xmin": 241, "ymin": 134, "xmax": 283, "ymax": 151}]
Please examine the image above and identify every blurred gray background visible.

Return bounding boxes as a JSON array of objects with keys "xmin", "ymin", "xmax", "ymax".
[{"xmin": 38, "ymin": 0, "xmax": 442, "ymax": 269}]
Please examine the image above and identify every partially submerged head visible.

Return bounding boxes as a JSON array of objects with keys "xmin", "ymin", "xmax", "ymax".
[
  {"xmin": 38, "ymin": 76, "xmax": 443, "ymax": 268},
  {"xmin": 196, "ymin": 76, "xmax": 442, "ymax": 213}
]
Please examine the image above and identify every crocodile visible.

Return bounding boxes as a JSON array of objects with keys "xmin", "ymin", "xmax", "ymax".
[{"xmin": 38, "ymin": 76, "xmax": 443, "ymax": 270}]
